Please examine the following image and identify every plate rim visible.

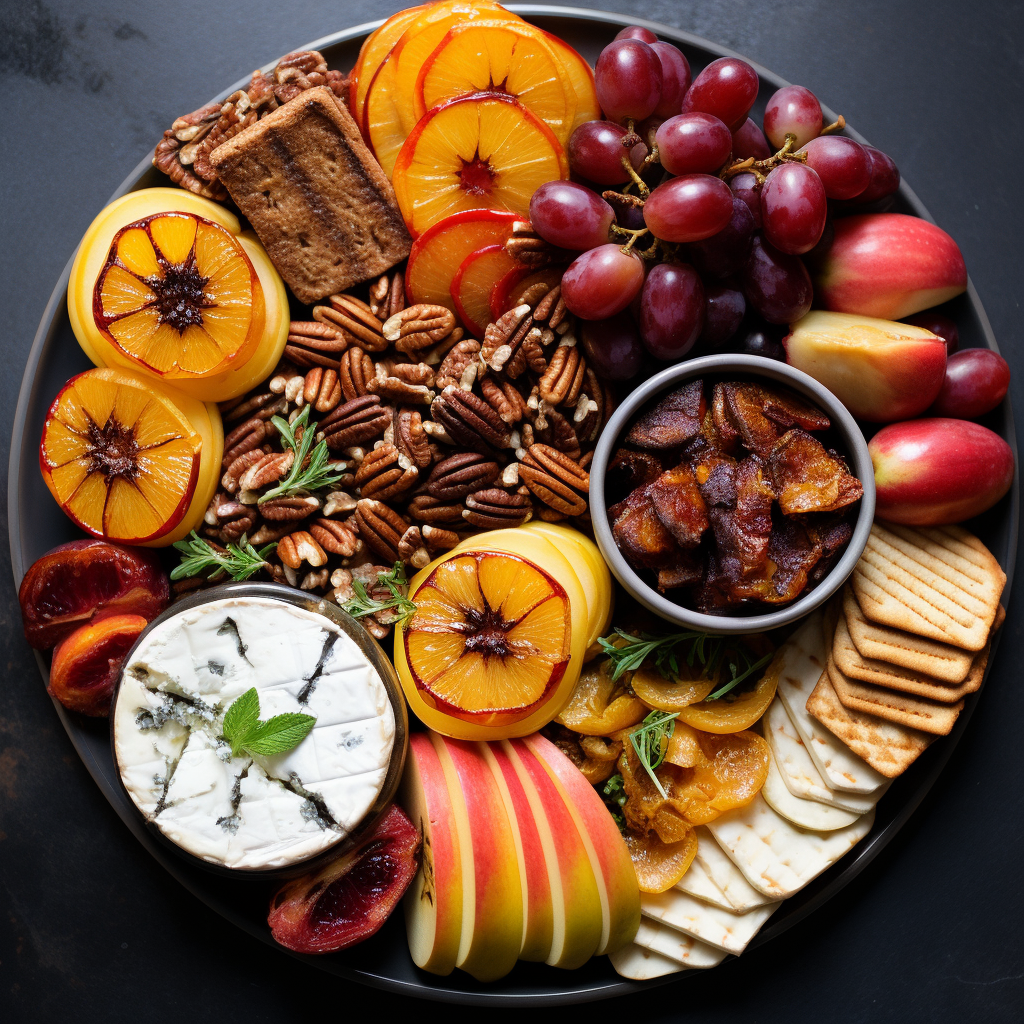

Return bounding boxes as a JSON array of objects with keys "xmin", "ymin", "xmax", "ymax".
[{"xmin": 7, "ymin": 4, "xmax": 1019, "ymax": 1006}]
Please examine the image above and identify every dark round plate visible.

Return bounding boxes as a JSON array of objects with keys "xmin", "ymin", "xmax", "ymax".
[{"xmin": 7, "ymin": 4, "xmax": 1018, "ymax": 1007}]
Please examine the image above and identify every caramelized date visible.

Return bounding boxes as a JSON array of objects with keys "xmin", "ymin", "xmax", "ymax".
[
  {"xmin": 607, "ymin": 447, "xmax": 664, "ymax": 496},
  {"xmin": 649, "ymin": 463, "xmax": 709, "ymax": 548},
  {"xmin": 769, "ymin": 429, "xmax": 863, "ymax": 515},
  {"xmin": 625, "ymin": 380, "xmax": 706, "ymax": 449},
  {"xmin": 611, "ymin": 486, "xmax": 680, "ymax": 569}
]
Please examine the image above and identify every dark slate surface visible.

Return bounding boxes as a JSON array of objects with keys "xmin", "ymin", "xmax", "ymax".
[{"xmin": 1, "ymin": 1, "xmax": 1022, "ymax": 1021}]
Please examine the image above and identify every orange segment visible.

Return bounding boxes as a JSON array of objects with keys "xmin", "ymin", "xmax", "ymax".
[
  {"xmin": 364, "ymin": 50, "xmax": 410, "ymax": 179},
  {"xmin": 541, "ymin": 31, "xmax": 601, "ymax": 132},
  {"xmin": 451, "ymin": 243, "xmax": 520, "ymax": 338},
  {"xmin": 416, "ymin": 23, "xmax": 577, "ymax": 144},
  {"xmin": 93, "ymin": 212, "xmax": 263, "ymax": 380}
]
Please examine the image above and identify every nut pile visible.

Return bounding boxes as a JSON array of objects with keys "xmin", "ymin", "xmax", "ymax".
[{"xmin": 182, "ymin": 262, "xmax": 616, "ymax": 633}]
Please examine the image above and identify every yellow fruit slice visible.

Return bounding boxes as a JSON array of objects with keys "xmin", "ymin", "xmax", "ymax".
[
  {"xmin": 392, "ymin": 92, "xmax": 569, "ymax": 237},
  {"xmin": 416, "ymin": 22, "xmax": 577, "ymax": 145},
  {"xmin": 39, "ymin": 367, "xmax": 221, "ymax": 546},
  {"xmin": 364, "ymin": 47, "xmax": 409, "ymax": 179},
  {"xmin": 624, "ymin": 829, "xmax": 697, "ymax": 894},
  {"xmin": 541, "ymin": 31, "xmax": 601, "ymax": 132}
]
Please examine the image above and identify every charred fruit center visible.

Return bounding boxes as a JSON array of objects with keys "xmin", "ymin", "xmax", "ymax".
[
  {"xmin": 458, "ymin": 152, "xmax": 497, "ymax": 195},
  {"xmin": 462, "ymin": 606, "xmax": 517, "ymax": 659},
  {"xmin": 310, "ymin": 843, "xmax": 397, "ymax": 931},
  {"xmin": 86, "ymin": 417, "xmax": 140, "ymax": 481},
  {"xmin": 147, "ymin": 253, "xmax": 211, "ymax": 334}
]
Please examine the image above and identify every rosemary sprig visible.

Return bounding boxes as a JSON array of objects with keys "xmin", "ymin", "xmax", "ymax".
[
  {"xmin": 259, "ymin": 405, "xmax": 345, "ymax": 503},
  {"xmin": 629, "ymin": 710, "xmax": 679, "ymax": 799},
  {"xmin": 705, "ymin": 650, "xmax": 774, "ymax": 701},
  {"xmin": 339, "ymin": 562, "xmax": 418, "ymax": 627},
  {"xmin": 171, "ymin": 532, "xmax": 276, "ymax": 582},
  {"xmin": 600, "ymin": 773, "xmax": 628, "ymax": 834}
]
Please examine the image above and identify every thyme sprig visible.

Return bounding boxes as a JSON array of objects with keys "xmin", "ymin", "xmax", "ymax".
[
  {"xmin": 259, "ymin": 405, "xmax": 345, "ymax": 503},
  {"xmin": 629, "ymin": 710, "xmax": 679, "ymax": 799},
  {"xmin": 339, "ymin": 562, "xmax": 417, "ymax": 627},
  {"xmin": 171, "ymin": 532, "xmax": 276, "ymax": 582}
]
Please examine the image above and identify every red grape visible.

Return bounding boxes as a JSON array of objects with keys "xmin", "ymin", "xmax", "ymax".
[
  {"xmin": 655, "ymin": 112, "xmax": 731, "ymax": 175},
  {"xmin": 595, "ymin": 40, "xmax": 663, "ymax": 123},
  {"xmin": 802, "ymin": 217, "xmax": 834, "ymax": 274},
  {"xmin": 609, "ymin": 196, "xmax": 647, "ymax": 231},
  {"xmin": 799, "ymin": 136, "xmax": 869, "ymax": 199},
  {"xmin": 580, "ymin": 312, "xmax": 645, "ymax": 379},
  {"xmin": 614, "ymin": 25, "xmax": 658, "ymax": 43},
  {"xmin": 729, "ymin": 171, "xmax": 762, "ymax": 227},
  {"xmin": 644, "ymin": 174, "xmax": 734, "ymax": 242},
  {"xmin": 904, "ymin": 311, "xmax": 958, "ymax": 354},
  {"xmin": 682, "ymin": 57, "xmax": 760, "ymax": 131},
  {"xmin": 760, "ymin": 163, "xmax": 827, "ymax": 255},
  {"xmin": 731, "ymin": 118, "xmax": 771, "ymax": 160},
  {"xmin": 529, "ymin": 181, "xmax": 614, "ymax": 251},
  {"xmin": 763, "ymin": 85, "xmax": 822, "ymax": 149},
  {"xmin": 699, "ymin": 282, "xmax": 746, "ymax": 348},
  {"xmin": 561, "ymin": 244, "xmax": 645, "ymax": 319},
  {"xmin": 651, "ymin": 42, "xmax": 691, "ymax": 118},
  {"xmin": 638, "ymin": 262, "xmax": 705, "ymax": 360},
  {"xmin": 686, "ymin": 196, "xmax": 755, "ymax": 277},
  {"xmin": 569, "ymin": 121, "xmax": 646, "ymax": 185},
  {"xmin": 930, "ymin": 349, "xmax": 1010, "ymax": 418},
  {"xmin": 738, "ymin": 326, "xmax": 785, "ymax": 360},
  {"xmin": 854, "ymin": 146, "xmax": 900, "ymax": 203},
  {"xmin": 741, "ymin": 235, "xmax": 813, "ymax": 323}
]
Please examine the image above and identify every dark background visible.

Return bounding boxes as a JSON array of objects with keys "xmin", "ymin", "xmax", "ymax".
[{"xmin": 2, "ymin": 0, "xmax": 1022, "ymax": 1020}]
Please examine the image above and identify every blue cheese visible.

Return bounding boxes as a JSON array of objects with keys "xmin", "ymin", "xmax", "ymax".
[{"xmin": 113, "ymin": 597, "xmax": 395, "ymax": 871}]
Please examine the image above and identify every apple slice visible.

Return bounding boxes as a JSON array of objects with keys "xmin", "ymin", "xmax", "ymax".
[
  {"xmin": 401, "ymin": 733, "xmax": 464, "ymax": 976},
  {"xmin": 541, "ymin": 30, "xmax": 601, "ymax": 131},
  {"xmin": 432, "ymin": 735, "xmax": 523, "ymax": 982},
  {"xmin": 523, "ymin": 733, "xmax": 640, "ymax": 956},
  {"xmin": 478, "ymin": 740, "xmax": 554, "ymax": 961},
  {"xmin": 451, "ymin": 244, "xmax": 521, "ymax": 338},
  {"xmin": 489, "ymin": 265, "xmax": 565, "ymax": 322},
  {"xmin": 392, "ymin": 92, "xmax": 569, "ymax": 237},
  {"xmin": 502, "ymin": 738, "xmax": 603, "ymax": 968},
  {"xmin": 405, "ymin": 209, "xmax": 519, "ymax": 311}
]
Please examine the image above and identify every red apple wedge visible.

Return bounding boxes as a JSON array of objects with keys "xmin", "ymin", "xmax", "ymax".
[
  {"xmin": 502, "ymin": 738, "xmax": 603, "ymax": 969},
  {"xmin": 815, "ymin": 213, "xmax": 967, "ymax": 319},
  {"xmin": 478, "ymin": 741, "xmax": 554, "ymax": 962},
  {"xmin": 432, "ymin": 735, "xmax": 524, "ymax": 982},
  {"xmin": 401, "ymin": 733, "xmax": 463, "ymax": 976},
  {"xmin": 523, "ymin": 733, "xmax": 640, "ymax": 956}
]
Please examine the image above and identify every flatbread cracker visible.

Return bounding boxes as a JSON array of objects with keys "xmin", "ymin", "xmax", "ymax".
[
  {"xmin": 676, "ymin": 856, "xmax": 733, "ymax": 910},
  {"xmin": 640, "ymin": 889, "xmax": 779, "ymax": 953},
  {"xmin": 852, "ymin": 523, "xmax": 1004, "ymax": 651},
  {"xmin": 828, "ymin": 658, "xmax": 962, "ymax": 735},
  {"xmin": 610, "ymin": 943, "xmax": 689, "ymax": 979},
  {"xmin": 774, "ymin": 615, "xmax": 889, "ymax": 794},
  {"xmin": 764, "ymin": 698, "xmax": 886, "ymax": 813},
  {"xmin": 707, "ymin": 794, "xmax": 874, "ymax": 899},
  {"xmin": 844, "ymin": 586, "xmax": 975, "ymax": 681},
  {"xmin": 633, "ymin": 918, "xmax": 728, "ymax": 967},
  {"xmin": 690, "ymin": 826, "xmax": 776, "ymax": 911},
  {"xmin": 806, "ymin": 669, "xmax": 932, "ymax": 777},
  {"xmin": 762, "ymin": 749, "xmax": 862, "ymax": 830}
]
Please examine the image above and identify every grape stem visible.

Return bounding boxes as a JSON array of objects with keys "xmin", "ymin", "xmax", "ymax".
[
  {"xmin": 619, "ymin": 121, "xmax": 651, "ymax": 198},
  {"xmin": 719, "ymin": 129, "xmax": 815, "ymax": 184},
  {"xmin": 820, "ymin": 114, "xmax": 846, "ymax": 135},
  {"xmin": 614, "ymin": 226, "xmax": 650, "ymax": 253}
]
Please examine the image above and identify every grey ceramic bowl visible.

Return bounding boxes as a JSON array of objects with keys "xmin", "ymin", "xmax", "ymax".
[{"xmin": 590, "ymin": 354, "xmax": 876, "ymax": 634}]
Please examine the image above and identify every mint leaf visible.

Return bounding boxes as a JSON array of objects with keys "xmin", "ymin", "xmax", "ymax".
[
  {"xmin": 242, "ymin": 713, "xmax": 317, "ymax": 756},
  {"xmin": 223, "ymin": 687, "xmax": 260, "ymax": 757}
]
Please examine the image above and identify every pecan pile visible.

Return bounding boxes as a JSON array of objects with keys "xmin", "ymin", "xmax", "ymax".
[
  {"xmin": 182, "ymin": 265, "xmax": 615, "ymax": 634},
  {"xmin": 154, "ymin": 50, "xmax": 349, "ymax": 201}
]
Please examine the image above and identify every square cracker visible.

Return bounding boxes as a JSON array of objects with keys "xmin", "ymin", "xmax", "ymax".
[
  {"xmin": 806, "ymin": 669, "xmax": 932, "ymax": 777},
  {"xmin": 828, "ymin": 657, "xmax": 962, "ymax": 735},
  {"xmin": 834, "ymin": 603, "xmax": 990, "ymax": 702},
  {"xmin": 844, "ymin": 586, "xmax": 974, "ymax": 681},
  {"xmin": 852, "ymin": 523, "xmax": 1004, "ymax": 651}
]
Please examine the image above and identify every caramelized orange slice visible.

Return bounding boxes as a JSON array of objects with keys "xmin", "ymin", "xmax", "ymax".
[
  {"xmin": 93, "ymin": 212, "xmax": 263, "ymax": 378},
  {"xmin": 624, "ymin": 828, "xmax": 697, "ymax": 894},
  {"xmin": 392, "ymin": 92, "xmax": 569, "ymax": 237},
  {"xmin": 450, "ymin": 243, "xmax": 521, "ymax": 337},
  {"xmin": 40, "ymin": 368, "xmax": 203, "ymax": 544},
  {"xmin": 540, "ymin": 31, "xmax": 601, "ymax": 132}
]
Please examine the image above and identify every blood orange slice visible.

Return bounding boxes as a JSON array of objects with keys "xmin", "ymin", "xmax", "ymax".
[{"xmin": 451, "ymin": 243, "xmax": 521, "ymax": 337}]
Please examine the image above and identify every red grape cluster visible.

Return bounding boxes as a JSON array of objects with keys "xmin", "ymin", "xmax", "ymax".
[{"xmin": 527, "ymin": 25, "xmax": 905, "ymax": 378}]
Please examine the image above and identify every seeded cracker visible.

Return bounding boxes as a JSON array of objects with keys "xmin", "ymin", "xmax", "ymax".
[
  {"xmin": 211, "ymin": 86, "xmax": 411, "ymax": 304},
  {"xmin": 852, "ymin": 523, "xmax": 1004, "ymax": 651}
]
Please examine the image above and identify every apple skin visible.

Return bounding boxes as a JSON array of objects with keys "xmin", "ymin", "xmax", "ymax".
[
  {"xmin": 815, "ymin": 213, "xmax": 967, "ymax": 319},
  {"xmin": 784, "ymin": 310, "xmax": 947, "ymax": 422},
  {"xmin": 870, "ymin": 418, "xmax": 1014, "ymax": 525}
]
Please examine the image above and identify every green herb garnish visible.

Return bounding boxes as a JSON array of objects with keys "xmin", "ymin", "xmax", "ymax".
[
  {"xmin": 600, "ymin": 773, "xmax": 628, "ymax": 834},
  {"xmin": 222, "ymin": 687, "xmax": 316, "ymax": 758},
  {"xmin": 171, "ymin": 531, "xmax": 276, "ymax": 582},
  {"xmin": 259, "ymin": 405, "xmax": 345, "ymax": 503},
  {"xmin": 339, "ymin": 562, "xmax": 417, "ymax": 627},
  {"xmin": 629, "ymin": 710, "xmax": 679, "ymax": 799}
]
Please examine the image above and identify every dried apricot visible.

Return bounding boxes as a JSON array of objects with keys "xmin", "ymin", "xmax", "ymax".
[
  {"xmin": 630, "ymin": 663, "xmax": 715, "ymax": 712},
  {"xmin": 676, "ymin": 654, "xmax": 779, "ymax": 733},
  {"xmin": 624, "ymin": 827, "xmax": 697, "ymax": 893},
  {"xmin": 556, "ymin": 659, "xmax": 647, "ymax": 735}
]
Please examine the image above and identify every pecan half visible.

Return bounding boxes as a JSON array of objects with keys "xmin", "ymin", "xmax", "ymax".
[
  {"xmin": 531, "ymin": 283, "xmax": 572, "ymax": 336},
  {"xmin": 369, "ymin": 271, "xmax": 405, "ymax": 322},
  {"xmin": 222, "ymin": 416, "xmax": 277, "ymax": 468},
  {"xmin": 368, "ymin": 360, "xmax": 435, "ymax": 405},
  {"xmin": 354, "ymin": 499, "xmax": 408, "ymax": 562},
  {"xmin": 398, "ymin": 525, "xmax": 430, "ymax": 569},
  {"xmin": 426, "ymin": 452, "xmax": 501, "ymax": 501},
  {"xmin": 504, "ymin": 221, "xmax": 566, "ymax": 268},
  {"xmin": 314, "ymin": 294, "xmax": 388, "ymax": 353},
  {"xmin": 530, "ymin": 402, "xmax": 582, "ymax": 461},
  {"xmin": 221, "ymin": 447, "xmax": 271, "ymax": 493},
  {"xmin": 338, "ymin": 348, "xmax": 376, "ymax": 400},
  {"xmin": 383, "ymin": 304, "xmax": 460, "ymax": 356},
  {"xmin": 319, "ymin": 395, "xmax": 391, "ymax": 450},
  {"xmin": 386, "ymin": 406, "xmax": 432, "ymax": 470},
  {"xmin": 285, "ymin": 320, "xmax": 348, "ymax": 368},
  {"xmin": 355, "ymin": 443, "xmax": 419, "ymax": 501},
  {"xmin": 463, "ymin": 488, "xmax": 533, "ymax": 529},
  {"xmin": 539, "ymin": 340, "xmax": 586, "ymax": 406},
  {"xmin": 482, "ymin": 304, "xmax": 533, "ymax": 374},
  {"xmin": 259, "ymin": 495, "xmax": 321, "ymax": 521},
  {"xmin": 479, "ymin": 377, "xmax": 527, "ymax": 425},
  {"xmin": 431, "ymin": 386, "xmax": 512, "ymax": 452},
  {"xmin": 322, "ymin": 490, "xmax": 358, "ymax": 517},
  {"xmin": 204, "ymin": 493, "xmax": 257, "ymax": 543},
  {"xmin": 238, "ymin": 450, "xmax": 294, "ymax": 492},
  {"xmin": 277, "ymin": 530, "xmax": 327, "ymax": 569},
  {"xmin": 309, "ymin": 517, "xmax": 361, "ymax": 556},
  {"xmin": 518, "ymin": 444, "xmax": 589, "ymax": 516},
  {"xmin": 407, "ymin": 494, "xmax": 465, "ymax": 524},
  {"xmin": 218, "ymin": 390, "xmax": 284, "ymax": 424},
  {"xmin": 435, "ymin": 338, "xmax": 481, "ymax": 390},
  {"xmin": 420, "ymin": 524, "xmax": 462, "ymax": 552}
]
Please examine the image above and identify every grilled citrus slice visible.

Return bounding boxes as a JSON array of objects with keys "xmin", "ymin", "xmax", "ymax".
[
  {"xmin": 392, "ymin": 92, "xmax": 569, "ymax": 237},
  {"xmin": 540, "ymin": 31, "xmax": 601, "ymax": 132},
  {"xmin": 40, "ymin": 367, "xmax": 221, "ymax": 546},
  {"xmin": 450, "ymin": 243, "xmax": 521, "ymax": 337},
  {"xmin": 415, "ymin": 22, "xmax": 577, "ymax": 144}
]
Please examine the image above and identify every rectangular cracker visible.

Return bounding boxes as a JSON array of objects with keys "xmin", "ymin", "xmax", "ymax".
[
  {"xmin": 676, "ymin": 855, "xmax": 733, "ymax": 910},
  {"xmin": 806, "ymin": 669, "xmax": 932, "ymax": 777},
  {"xmin": 852, "ymin": 523, "xmax": 1004, "ymax": 651},
  {"xmin": 707, "ymin": 794, "xmax": 874, "ymax": 898},
  {"xmin": 844, "ymin": 586, "xmax": 974, "ymax": 682},
  {"xmin": 835, "ymin": 604, "xmax": 988, "ymax": 702},
  {"xmin": 640, "ymin": 889, "xmax": 779, "ymax": 953},
  {"xmin": 828, "ymin": 657, "xmax": 962, "ymax": 736},
  {"xmin": 610, "ymin": 944, "xmax": 690, "ymax": 979},
  {"xmin": 633, "ymin": 918, "xmax": 729, "ymax": 968},
  {"xmin": 211, "ymin": 87, "xmax": 411, "ymax": 304},
  {"xmin": 690, "ymin": 826, "xmax": 776, "ymax": 911},
  {"xmin": 775, "ymin": 614, "xmax": 890, "ymax": 794}
]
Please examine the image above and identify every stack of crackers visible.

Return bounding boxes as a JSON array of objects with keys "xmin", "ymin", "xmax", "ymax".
[{"xmin": 811, "ymin": 522, "xmax": 1005, "ymax": 777}]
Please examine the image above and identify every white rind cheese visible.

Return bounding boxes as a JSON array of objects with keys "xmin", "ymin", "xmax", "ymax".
[{"xmin": 114, "ymin": 597, "xmax": 395, "ymax": 871}]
